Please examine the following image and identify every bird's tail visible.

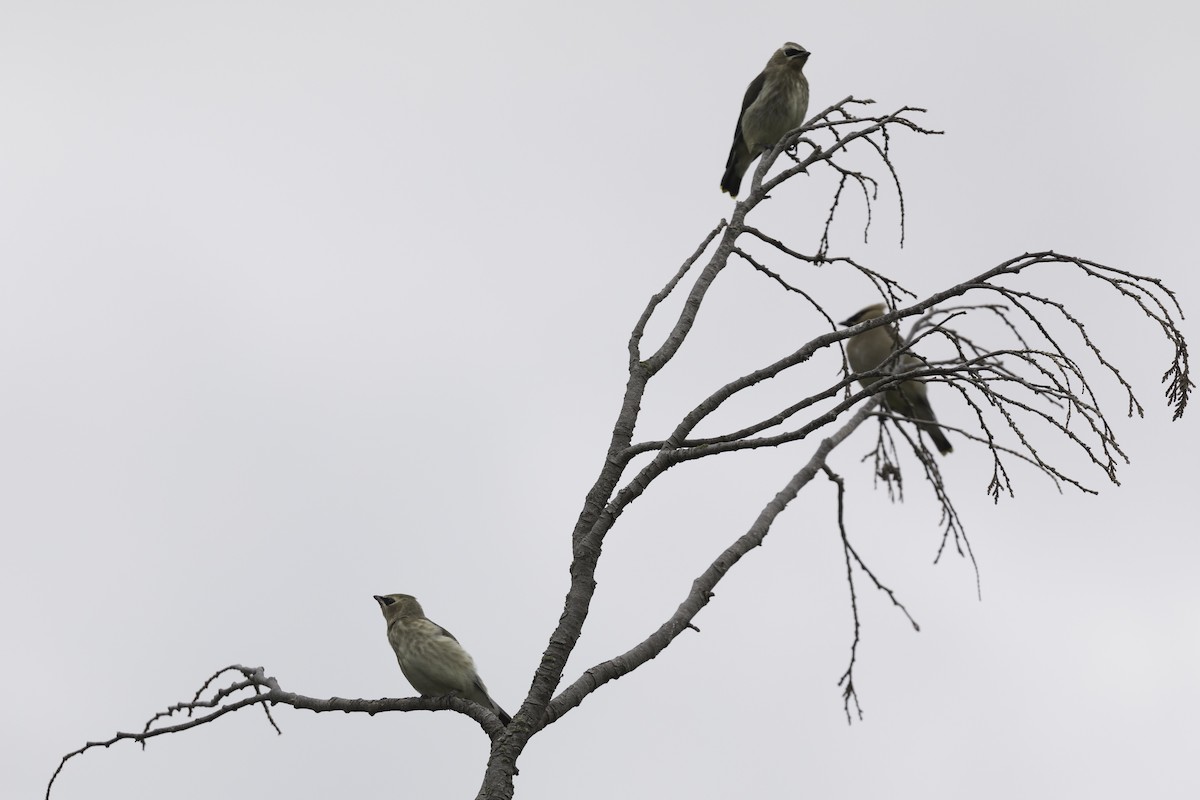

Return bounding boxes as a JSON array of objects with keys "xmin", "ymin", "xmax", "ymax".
[
  {"xmin": 473, "ymin": 677, "xmax": 511, "ymax": 725},
  {"xmin": 720, "ymin": 163, "xmax": 743, "ymax": 196},
  {"xmin": 891, "ymin": 388, "xmax": 953, "ymax": 456},
  {"xmin": 921, "ymin": 422, "xmax": 953, "ymax": 456},
  {"xmin": 721, "ymin": 143, "xmax": 752, "ymax": 196}
]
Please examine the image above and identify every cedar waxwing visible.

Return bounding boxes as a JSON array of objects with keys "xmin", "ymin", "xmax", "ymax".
[
  {"xmin": 720, "ymin": 42, "xmax": 812, "ymax": 197},
  {"xmin": 373, "ymin": 593, "xmax": 511, "ymax": 725},
  {"xmin": 841, "ymin": 304, "xmax": 954, "ymax": 455}
]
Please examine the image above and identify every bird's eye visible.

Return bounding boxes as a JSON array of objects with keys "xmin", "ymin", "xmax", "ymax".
[
  {"xmin": 784, "ymin": 47, "xmax": 804, "ymax": 57},
  {"xmin": 381, "ymin": 597, "xmax": 395, "ymax": 606}
]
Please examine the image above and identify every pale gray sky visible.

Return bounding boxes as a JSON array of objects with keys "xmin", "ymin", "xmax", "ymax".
[{"xmin": 4, "ymin": 1, "xmax": 1197, "ymax": 798}]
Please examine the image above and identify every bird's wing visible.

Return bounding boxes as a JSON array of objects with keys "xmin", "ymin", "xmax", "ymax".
[
  {"xmin": 726, "ymin": 72, "xmax": 766, "ymax": 162},
  {"xmin": 430, "ymin": 621, "xmax": 460, "ymax": 643},
  {"xmin": 736, "ymin": 71, "xmax": 766, "ymax": 128},
  {"xmin": 403, "ymin": 620, "xmax": 476, "ymax": 692}
]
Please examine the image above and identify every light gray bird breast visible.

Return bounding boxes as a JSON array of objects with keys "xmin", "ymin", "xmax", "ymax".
[
  {"xmin": 720, "ymin": 43, "xmax": 811, "ymax": 197},
  {"xmin": 388, "ymin": 617, "xmax": 477, "ymax": 696},
  {"xmin": 741, "ymin": 70, "xmax": 810, "ymax": 154}
]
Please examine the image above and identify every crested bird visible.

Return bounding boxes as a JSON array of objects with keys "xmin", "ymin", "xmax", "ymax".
[
  {"xmin": 841, "ymin": 303, "xmax": 954, "ymax": 455},
  {"xmin": 720, "ymin": 42, "xmax": 811, "ymax": 197},
  {"xmin": 373, "ymin": 593, "xmax": 511, "ymax": 725}
]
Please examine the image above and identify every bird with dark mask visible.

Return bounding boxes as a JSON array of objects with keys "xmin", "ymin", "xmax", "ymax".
[
  {"xmin": 720, "ymin": 42, "xmax": 811, "ymax": 197},
  {"xmin": 373, "ymin": 593, "xmax": 511, "ymax": 725},
  {"xmin": 841, "ymin": 303, "xmax": 953, "ymax": 455}
]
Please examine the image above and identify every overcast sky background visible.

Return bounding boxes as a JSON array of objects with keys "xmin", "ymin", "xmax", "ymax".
[{"xmin": 4, "ymin": 1, "xmax": 1198, "ymax": 798}]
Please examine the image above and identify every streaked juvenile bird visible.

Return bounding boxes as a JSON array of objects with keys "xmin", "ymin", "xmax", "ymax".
[
  {"xmin": 373, "ymin": 593, "xmax": 511, "ymax": 725},
  {"xmin": 841, "ymin": 303, "xmax": 954, "ymax": 455},
  {"xmin": 720, "ymin": 42, "xmax": 811, "ymax": 197}
]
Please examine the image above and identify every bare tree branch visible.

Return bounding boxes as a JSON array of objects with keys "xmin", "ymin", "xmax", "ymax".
[
  {"xmin": 544, "ymin": 403, "xmax": 878, "ymax": 725},
  {"xmin": 823, "ymin": 463, "xmax": 920, "ymax": 723},
  {"xmin": 45, "ymin": 665, "xmax": 507, "ymax": 800},
  {"xmin": 50, "ymin": 97, "xmax": 1190, "ymax": 800}
]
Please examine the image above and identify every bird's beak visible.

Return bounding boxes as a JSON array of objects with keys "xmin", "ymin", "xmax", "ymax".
[{"xmin": 373, "ymin": 595, "xmax": 386, "ymax": 606}]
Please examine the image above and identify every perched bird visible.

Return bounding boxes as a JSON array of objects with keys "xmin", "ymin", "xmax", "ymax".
[
  {"xmin": 841, "ymin": 303, "xmax": 953, "ymax": 455},
  {"xmin": 373, "ymin": 593, "xmax": 511, "ymax": 725},
  {"xmin": 720, "ymin": 42, "xmax": 812, "ymax": 197}
]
